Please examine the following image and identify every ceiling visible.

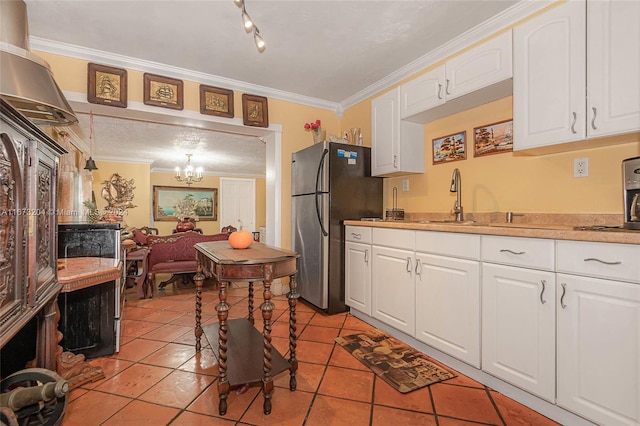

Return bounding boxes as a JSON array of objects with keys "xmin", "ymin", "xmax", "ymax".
[{"xmin": 23, "ymin": 0, "xmax": 525, "ymax": 177}]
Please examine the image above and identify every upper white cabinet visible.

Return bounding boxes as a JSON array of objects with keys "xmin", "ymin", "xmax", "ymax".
[
  {"xmin": 514, "ymin": 0, "xmax": 640, "ymax": 151},
  {"xmin": 371, "ymin": 88, "xmax": 424, "ymax": 177},
  {"xmin": 400, "ymin": 31, "xmax": 513, "ymax": 123}
]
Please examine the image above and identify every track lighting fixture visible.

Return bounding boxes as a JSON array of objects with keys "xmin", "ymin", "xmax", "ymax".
[{"xmin": 234, "ymin": 0, "xmax": 265, "ymax": 53}]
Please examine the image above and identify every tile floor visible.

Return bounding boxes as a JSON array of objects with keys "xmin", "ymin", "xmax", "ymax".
[{"xmin": 63, "ymin": 280, "xmax": 560, "ymax": 425}]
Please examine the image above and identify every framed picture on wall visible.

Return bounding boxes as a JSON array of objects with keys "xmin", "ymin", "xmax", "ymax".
[
  {"xmin": 200, "ymin": 85, "xmax": 234, "ymax": 118},
  {"xmin": 152, "ymin": 186, "xmax": 218, "ymax": 221},
  {"xmin": 87, "ymin": 63, "xmax": 127, "ymax": 108},
  {"xmin": 242, "ymin": 94, "xmax": 269, "ymax": 127},
  {"xmin": 474, "ymin": 119, "xmax": 513, "ymax": 157},
  {"xmin": 143, "ymin": 73, "xmax": 184, "ymax": 110},
  {"xmin": 432, "ymin": 131, "xmax": 466, "ymax": 164}
]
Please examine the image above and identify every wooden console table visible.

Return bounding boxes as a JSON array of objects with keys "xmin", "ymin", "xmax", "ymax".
[{"xmin": 193, "ymin": 241, "xmax": 299, "ymax": 416}]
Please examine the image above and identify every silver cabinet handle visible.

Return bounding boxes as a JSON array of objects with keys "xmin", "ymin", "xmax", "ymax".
[
  {"xmin": 393, "ymin": 155, "xmax": 398, "ymax": 168},
  {"xmin": 406, "ymin": 257, "xmax": 413, "ymax": 273},
  {"xmin": 540, "ymin": 280, "xmax": 547, "ymax": 304},
  {"xmin": 591, "ymin": 107, "xmax": 597, "ymax": 130},
  {"xmin": 415, "ymin": 258, "xmax": 422, "ymax": 277},
  {"xmin": 445, "ymin": 79, "xmax": 451, "ymax": 95},
  {"xmin": 437, "ymin": 83, "xmax": 443, "ymax": 100},
  {"xmin": 584, "ymin": 257, "xmax": 622, "ymax": 266},
  {"xmin": 571, "ymin": 112, "xmax": 577, "ymax": 134},
  {"xmin": 364, "ymin": 249, "xmax": 369, "ymax": 264},
  {"xmin": 499, "ymin": 249, "xmax": 525, "ymax": 255},
  {"xmin": 560, "ymin": 283, "xmax": 567, "ymax": 309},
  {"xmin": 351, "ymin": 232, "xmax": 361, "ymax": 240}
]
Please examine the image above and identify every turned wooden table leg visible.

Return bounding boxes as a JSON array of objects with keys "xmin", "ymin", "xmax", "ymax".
[
  {"xmin": 194, "ymin": 263, "xmax": 204, "ymax": 352},
  {"xmin": 287, "ymin": 272, "xmax": 299, "ymax": 391},
  {"xmin": 217, "ymin": 280, "xmax": 230, "ymax": 416},
  {"xmin": 261, "ymin": 264, "xmax": 275, "ymax": 415},
  {"xmin": 248, "ymin": 282, "xmax": 254, "ymax": 325}
]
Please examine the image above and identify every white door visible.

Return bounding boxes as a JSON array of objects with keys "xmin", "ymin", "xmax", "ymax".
[{"xmin": 219, "ymin": 178, "xmax": 255, "ymax": 232}]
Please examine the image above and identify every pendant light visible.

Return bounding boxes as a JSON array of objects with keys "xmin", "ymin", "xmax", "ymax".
[{"xmin": 84, "ymin": 111, "xmax": 98, "ymax": 171}]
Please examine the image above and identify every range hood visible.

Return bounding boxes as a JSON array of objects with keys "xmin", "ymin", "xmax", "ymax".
[{"xmin": 0, "ymin": 0, "xmax": 77, "ymax": 125}]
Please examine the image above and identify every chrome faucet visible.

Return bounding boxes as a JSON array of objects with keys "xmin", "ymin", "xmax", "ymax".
[{"xmin": 450, "ymin": 168, "xmax": 463, "ymax": 222}]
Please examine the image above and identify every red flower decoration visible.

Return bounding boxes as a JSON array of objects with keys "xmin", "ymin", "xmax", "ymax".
[{"xmin": 304, "ymin": 119, "xmax": 321, "ymax": 131}]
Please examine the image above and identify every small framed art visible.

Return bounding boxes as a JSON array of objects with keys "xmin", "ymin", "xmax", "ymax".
[
  {"xmin": 474, "ymin": 119, "xmax": 513, "ymax": 157},
  {"xmin": 143, "ymin": 73, "xmax": 184, "ymax": 110},
  {"xmin": 242, "ymin": 94, "xmax": 269, "ymax": 127},
  {"xmin": 432, "ymin": 131, "xmax": 466, "ymax": 165},
  {"xmin": 87, "ymin": 63, "xmax": 127, "ymax": 108},
  {"xmin": 200, "ymin": 85, "xmax": 234, "ymax": 118}
]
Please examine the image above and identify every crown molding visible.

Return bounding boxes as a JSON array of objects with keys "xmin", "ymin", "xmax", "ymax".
[
  {"xmin": 340, "ymin": 0, "xmax": 554, "ymax": 109},
  {"xmin": 30, "ymin": 36, "xmax": 341, "ymax": 113}
]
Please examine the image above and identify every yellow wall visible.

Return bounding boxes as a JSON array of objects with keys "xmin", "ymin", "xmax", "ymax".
[{"xmin": 38, "ymin": 13, "xmax": 640, "ymax": 247}]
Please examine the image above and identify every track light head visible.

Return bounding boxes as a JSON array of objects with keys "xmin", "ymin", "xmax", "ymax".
[
  {"xmin": 254, "ymin": 29, "xmax": 265, "ymax": 53},
  {"xmin": 242, "ymin": 9, "xmax": 254, "ymax": 32}
]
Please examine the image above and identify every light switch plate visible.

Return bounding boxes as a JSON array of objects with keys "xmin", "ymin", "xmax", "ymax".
[{"xmin": 402, "ymin": 179, "xmax": 409, "ymax": 191}]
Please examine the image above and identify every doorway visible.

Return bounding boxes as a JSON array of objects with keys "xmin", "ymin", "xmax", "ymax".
[{"xmin": 219, "ymin": 178, "xmax": 256, "ymax": 232}]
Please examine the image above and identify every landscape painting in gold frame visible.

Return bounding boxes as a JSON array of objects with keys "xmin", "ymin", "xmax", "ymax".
[
  {"xmin": 200, "ymin": 85, "xmax": 234, "ymax": 118},
  {"xmin": 152, "ymin": 186, "xmax": 218, "ymax": 222},
  {"xmin": 87, "ymin": 63, "xmax": 127, "ymax": 108},
  {"xmin": 143, "ymin": 73, "xmax": 184, "ymax": 110},
  {"xmin": 432, "ymin": 131, "xmax": 466, "ymax": 165},
  {"xmin": 474, "ymin": 119, "xmax": 513, "ymax": 157},
  {"xmin": 242, "ymin": 94, "xmax": 269, "ymax": 127}
]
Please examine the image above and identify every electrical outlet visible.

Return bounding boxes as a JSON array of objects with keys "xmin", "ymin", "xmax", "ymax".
[
  {"xmin": 402, "ymin": 179, "xmax": 409, "ymax": 191},
  {"xmin": 574, "ymin": 158, "xmax": 589, "ymax": 177}
]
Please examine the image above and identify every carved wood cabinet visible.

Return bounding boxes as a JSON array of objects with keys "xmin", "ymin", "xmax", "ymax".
[{"xmin": 1, "ymin": 98, "xmax": 65, "ymax": 373}]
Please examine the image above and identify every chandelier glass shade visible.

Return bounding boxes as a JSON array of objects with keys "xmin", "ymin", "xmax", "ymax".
[
  {"xmin": 234, "ymin": 0, "xmax": 265, "ymax": 53},
  {"xmin": 175, "ymin": 154, "xmax": 203, "ymax": 186}
]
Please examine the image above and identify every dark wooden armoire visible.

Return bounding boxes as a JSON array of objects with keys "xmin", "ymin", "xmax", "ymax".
[{"xmin": 0, "ymin": 98, "xmax": 66, "ymax": 377}]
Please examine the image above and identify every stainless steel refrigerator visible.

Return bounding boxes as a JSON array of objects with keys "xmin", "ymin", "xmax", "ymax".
[{"xmin": 291, "ymin": 142, "xmax": 383, "ymax": 314}]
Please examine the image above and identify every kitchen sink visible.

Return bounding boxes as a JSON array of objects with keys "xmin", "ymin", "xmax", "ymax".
[{"xmin": 487, "ymin": 223, "xmax": 575, "ymax": 230}]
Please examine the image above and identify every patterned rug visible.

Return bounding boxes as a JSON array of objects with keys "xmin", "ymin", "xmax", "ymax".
[{"xmin": 335, "ymin": 328, "xmax": 456, "ymax": 393}]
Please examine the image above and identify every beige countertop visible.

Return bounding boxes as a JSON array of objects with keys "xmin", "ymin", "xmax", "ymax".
[{"xmin": 344, "ymin": 214, "xmax": 640, "ymax": 245}]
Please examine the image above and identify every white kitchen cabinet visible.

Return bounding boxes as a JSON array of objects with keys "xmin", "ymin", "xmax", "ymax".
[
  {"xmin": 415, "ymin": 232, "xmax": 481, "ymax": 367},
  {"xmin": 371, "ymin": 88, "xmax": 424, "ymax": 177},
  {"xmin": 514, "ymin": 0, "xmax": 640, "ymax": 151},
  {"xmin": 371, "ymin": 228, "xmax": 415, "ymax": 334},
  {"xmin": 400, "ymin": 31, "xmax": 512, "ymax": 123},
  {"xmin": 481, "ymin": 235, "xmax": 556, "ymax": 402},
  {"xmin": 556, "ymin": 240, "xmax": 640, "ymax": 426},
  {"xmin": 345, "ymin": 226, "xmax": 372, "ymax": 315}
]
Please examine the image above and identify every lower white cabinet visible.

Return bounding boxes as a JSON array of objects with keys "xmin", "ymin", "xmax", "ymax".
[
  {"xmin": 482, "ymin": 263, "xmax": 556, "ymax": 402},
  {"xmin": 371, "ymin": 228, "xmax": 416, "ymax": 335},
  {"xmin": 345, "ymin": 226, "xmax": 372, "ymax": 315},
  {"xmin": 556, "ymin": 240, "xmax": 640, "ymax": 426},
  {"xmin": 415, "ymin": 232, "xmax": 481, "ymax": 367}
]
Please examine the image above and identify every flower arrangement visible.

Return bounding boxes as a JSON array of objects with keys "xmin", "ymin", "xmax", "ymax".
[
  {"xmin": 173, "ymin": 195, "xmax": 200, "ymax": 222},
  {"xmin": 304, "ymin": 119, "xmax": 322, "ymax": 131}
]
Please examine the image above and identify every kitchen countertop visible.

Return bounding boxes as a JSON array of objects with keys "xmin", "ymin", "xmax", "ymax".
[{"xmin": 344, "ymin": 216, "xmax": 640, "ymax": 245}]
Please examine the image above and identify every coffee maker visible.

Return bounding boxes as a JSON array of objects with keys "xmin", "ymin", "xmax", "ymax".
[{"xmin": 623, "ymin": 156, "xmax": 640, "ymax": 230}]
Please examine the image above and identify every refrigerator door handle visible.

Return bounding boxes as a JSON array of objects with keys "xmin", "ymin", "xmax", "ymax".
[{"xmin": 315, "ymin": 148, "xmax": 329, "ymax": 236}]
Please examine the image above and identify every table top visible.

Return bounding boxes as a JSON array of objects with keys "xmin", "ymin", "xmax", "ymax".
[
  {"xmin": 195, "ymin": 241, "xmax": 298, "ymax": 264},
  {"xmin": 57, "ymin": 257, "xmax": 122, "ymax": 293}
]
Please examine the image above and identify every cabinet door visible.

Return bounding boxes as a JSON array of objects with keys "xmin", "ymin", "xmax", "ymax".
[
  {"xmin": 371, "ymin": 89, "xmax": 398, "ymax": 176},
  {"xmin": 345, "ymin": 241, "xmax": 371, "ymax": 315},
  {"xmin": 371, "ymin": 246, "xmax": 415, "ymax": 335},
  {"xmin": 482, "ymin": 263, "xmax": 556, "ymax": 402},
  {"xmin": 513, "ymin": 1, "xmax": 586, "ymax": 150},
  {"xmin": 587, "ymin": 0, "xmax": 640, "ymax": 138},
  {"xmin": 446, "ymin": 31, "xmax": 513, "ymax": 101},
  {"xmin": 415, "ymin": 253, "xmax": 480, "ymax": 367},
  {"xmin": 557, "ymin": 273, "xmax": 640, "ymax": 426},
  {"xmin": 400, "ymin": 66, "xmax": 445, "ymax": 119}
]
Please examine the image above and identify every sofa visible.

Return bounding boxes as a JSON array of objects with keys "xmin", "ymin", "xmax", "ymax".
[{"xmin": 146, "ymin": 230, "xmax": 230, "ymax": 296}]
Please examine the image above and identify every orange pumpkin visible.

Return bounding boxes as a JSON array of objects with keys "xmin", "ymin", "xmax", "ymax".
[{"xmin": 228, "ymin": 230, "xmax": 253, "ymax": 249}]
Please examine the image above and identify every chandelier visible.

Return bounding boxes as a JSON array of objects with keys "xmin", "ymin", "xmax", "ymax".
[
  {"xmin": 233, "ymin": 0, "xmax": 265, "ymax": 53},
  {"xmin": 175, "ymin": 154, "xmax": 203, "ymax": 186}
]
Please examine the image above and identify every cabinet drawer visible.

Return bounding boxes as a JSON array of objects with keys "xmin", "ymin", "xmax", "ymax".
[
  {"xmin": 415, "ymin": 231, "xmax": 480, "ymax": 260},
  {"xmin": 345, "ymin": 226, "xmax": 371, "ymax": 244},
  {"xmin": 556, "ymin": 240, "xmax": 640, "ymax": 283},
  {"xmin": 482, "ymin": 235, "xmax": 554, "ymax": 271},
  {"xmin": 372, "ymin": 228, "xmax": 414, "ymax": 250}
]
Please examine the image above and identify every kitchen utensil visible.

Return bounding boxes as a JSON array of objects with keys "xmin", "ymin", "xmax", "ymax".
[{"xmin": 386, "ymin": 187, "xmax": 405, "ymax": 221}]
